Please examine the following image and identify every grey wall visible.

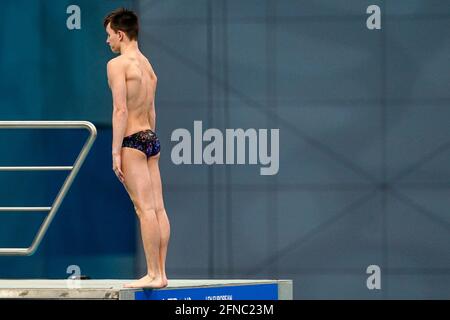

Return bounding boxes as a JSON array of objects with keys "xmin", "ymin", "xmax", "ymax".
[{"xmin": 137, "ymin": 0, "xmax": 450, "ymax": 299}]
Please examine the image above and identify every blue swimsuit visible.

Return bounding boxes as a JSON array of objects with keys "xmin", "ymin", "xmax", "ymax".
[{"xmin": 122, "ymin": 129, "xmax": 161, "ymax": 158}]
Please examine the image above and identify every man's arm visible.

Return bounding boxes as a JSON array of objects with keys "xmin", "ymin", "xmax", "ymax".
[
  {"xmin": 148, "ymin": 101, "xmax": 156, "ymax": 131},
  {"xmin": 107, "ymin": 59, "xmax": 128, "ymax": 155}
]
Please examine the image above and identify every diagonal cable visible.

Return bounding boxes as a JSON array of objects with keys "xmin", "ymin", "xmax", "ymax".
[
  {"xmin": 390, "ymin": 140, "xmax": 450, "ymax": 184},
  {"xmin": 390, "ymin": 188, "xmax": 450, "ymax": 234},
  {"xmin": 244, "ymin": 189, "xmax": 378, "ymax": 276}
]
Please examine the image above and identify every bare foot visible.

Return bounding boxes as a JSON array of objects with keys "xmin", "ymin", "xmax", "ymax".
[
  {"xmin": 142, "ymin": 274, "xmax": 169, "ymax": 288},
  {"xmin": 161, "ymin": 275, "xmax": 168, "ymax": 288},
  {"xmin": 137, "ymin": 274, "xmax": 148, "ymax": 281},
  {"xmin": 123, "ymin": 275, "xmax": 166, "ymax": 289}
]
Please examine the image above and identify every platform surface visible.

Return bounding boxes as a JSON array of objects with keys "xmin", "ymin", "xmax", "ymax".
[{"xmin": 0, "ymin": 279, "xmax": 293, "ymax": 300}]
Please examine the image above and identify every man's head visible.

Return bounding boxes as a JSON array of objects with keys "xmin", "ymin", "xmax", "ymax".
[{"xmin": 104, "ymin": 8, "xmax": 139, "ymax": 53}]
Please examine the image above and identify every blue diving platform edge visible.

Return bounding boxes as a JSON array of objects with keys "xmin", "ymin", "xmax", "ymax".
[
  {"xmin": 123, "ymin": 280, "xmax": 293, "ymax": 300},
  {"xmin": 135, "ymin": 283, "xmax": 277, "ymax": 300}
]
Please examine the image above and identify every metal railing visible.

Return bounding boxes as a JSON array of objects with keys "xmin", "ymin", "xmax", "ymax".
[{"xmin": 0, "ymin": 121, "xmax": 97, "ymax": 256}]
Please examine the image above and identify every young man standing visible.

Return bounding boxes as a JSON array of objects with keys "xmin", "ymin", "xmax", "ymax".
[{"xmin": 104, "ymin": 8, "xmax": 170, "ymax": 289}]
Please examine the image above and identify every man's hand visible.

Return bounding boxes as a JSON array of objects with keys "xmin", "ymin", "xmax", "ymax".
[{"xmin": 112, "ymin": 153, "xmax": 125, "ymax": 183}]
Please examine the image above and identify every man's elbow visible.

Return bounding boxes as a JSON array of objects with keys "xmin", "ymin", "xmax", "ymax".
[{"xmin": 113, "ymin": 106, "xmax": 128, "ymax": 116}]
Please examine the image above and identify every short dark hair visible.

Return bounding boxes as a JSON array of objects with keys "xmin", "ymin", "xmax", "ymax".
[{"xmin": 103, "ymin": 8, "xmax": 139, "ymax": 41}]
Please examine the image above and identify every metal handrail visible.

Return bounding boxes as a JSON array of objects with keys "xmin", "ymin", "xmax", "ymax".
[
  {"xmin": 0, "ymin": 121, "xmax": 97, "ymax": 256},
  {"xmin": 0, "ymin": 207, "xmax": 52, "ymax": 212},
  {"xmin": 0, "ymin": 167, "xmax": 73, "ymax": 171}
]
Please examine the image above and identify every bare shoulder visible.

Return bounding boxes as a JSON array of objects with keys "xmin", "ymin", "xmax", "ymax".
[
  {"xmin": 106, "ymin": 57, "xmax": 128, "ymax": 89},
  {"xmin": 107, "ymin": 56, "xmax": 126, "ymax": 72},
  {"xmin": 106, "ymin": 57, "xmax": 128, "ymax": 86}
]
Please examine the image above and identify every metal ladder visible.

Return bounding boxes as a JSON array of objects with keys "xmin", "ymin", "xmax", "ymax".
[{"xmin": 0, "ymin": 121, "xmax": 97, "ymax": 256}]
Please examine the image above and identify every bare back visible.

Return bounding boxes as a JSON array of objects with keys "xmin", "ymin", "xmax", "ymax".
[{"xmin": 120, "ymin": 52, "xmax": 157, "ymax": 136}]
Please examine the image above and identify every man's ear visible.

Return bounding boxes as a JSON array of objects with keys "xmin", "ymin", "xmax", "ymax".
[{"xmin": 118, "ymin": 30, "xmax": 124, "ymax": 41}]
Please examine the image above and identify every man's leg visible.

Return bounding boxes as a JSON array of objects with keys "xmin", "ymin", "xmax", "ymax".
[
  {"xmin": 147, "ymin": 153, "xmax": 170, "ymax": 286},
  {"xmin": 121, "ymin": 147, "xmax": 165, "ymax": 288}
]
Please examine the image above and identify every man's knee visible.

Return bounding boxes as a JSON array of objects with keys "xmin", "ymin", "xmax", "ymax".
[
  {"xmin": 134, "ymin": 202, "xmax": 157, "ymax": 218},
  {"xmin": 155, "ymin": 206, "xmax": 166, "ymax": 214}
]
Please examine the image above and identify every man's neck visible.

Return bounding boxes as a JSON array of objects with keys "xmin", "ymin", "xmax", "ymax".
[{"xmin": 120, "ymin": 41, "xmax": 139, "ymax": 55}]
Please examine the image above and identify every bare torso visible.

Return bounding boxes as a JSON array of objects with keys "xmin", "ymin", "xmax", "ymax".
[{"xmin": 117, "ymin": 52, "xmax": 157, "ymax": 136}]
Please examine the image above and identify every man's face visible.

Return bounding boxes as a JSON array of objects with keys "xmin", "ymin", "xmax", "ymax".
[{"xmin": 106, "ymin": 23, "xmax": 121, "ymax": 53}]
